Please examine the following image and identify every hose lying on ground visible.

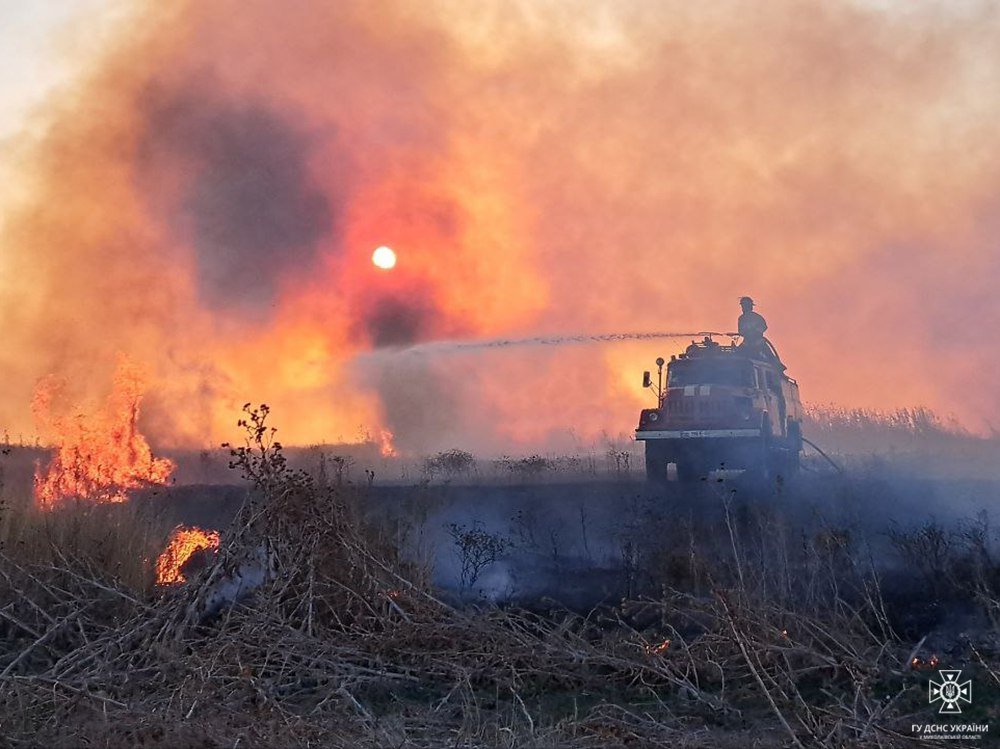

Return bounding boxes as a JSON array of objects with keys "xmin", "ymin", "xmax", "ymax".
[{"xmin": 801, "ymin": 436, "xmax": 843, "ymax": 474}]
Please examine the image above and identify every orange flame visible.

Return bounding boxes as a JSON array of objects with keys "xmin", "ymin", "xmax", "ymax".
[
  {"xmin": 644, "ymin": 639, "xmax": 671, "ymax": 655},
  {"xmin": 155, "ymin": 525, "xmax": 221, "ymax": 585},
  {"xmin": 32, "ymin": 355, "xmax": 175, "ymax": 509},
  {"xmin": 377, "ymin": 428, "xmax": 398, "ymax": 457}
]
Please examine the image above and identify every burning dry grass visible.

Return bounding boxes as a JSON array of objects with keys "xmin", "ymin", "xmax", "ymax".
[
  {"xmin": 154, "ymin": 525, "xmax": 221, "ymax": 585},
  {"xmin": 0, "ymin": 408, "xmax": 997, "ymax": 747},
  {"xmin": 32, "ymin": 355, "xmax": 175, "ymax": 508},
  {"xmin": 0, "ymin": 494, "xmax": 170, "ymax": 594}
]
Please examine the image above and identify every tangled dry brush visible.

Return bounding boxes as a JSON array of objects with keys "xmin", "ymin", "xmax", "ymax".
[{"xmin": 0, "ymin": 406, "xmax": 993, "ymax": 747}]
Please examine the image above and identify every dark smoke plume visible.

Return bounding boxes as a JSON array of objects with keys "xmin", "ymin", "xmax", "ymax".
[{"xmin": 138, "ymin": 89, "xmax": 334, "ymax": 318}]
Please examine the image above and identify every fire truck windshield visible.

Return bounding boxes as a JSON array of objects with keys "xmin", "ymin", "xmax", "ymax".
[{"xmin": 667, "ymin": 358, "xmax": 754, "ymax": 387}]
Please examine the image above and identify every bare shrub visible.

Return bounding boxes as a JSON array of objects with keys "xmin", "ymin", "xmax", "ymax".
[
  {"xmin": 549, "ymin": 454, "xmax": 581, "ymax": 472},
  {"xmin": 313, "ymin": 449, "xmax": 354, "ymax": 486},
  {"xmin": 423, "ymin": 448, "xmax": 475, "ymax": 480},
  {"xmin": 493, "ymin": 454, "xmax": 553, "ymax": 477},
  {"xmin": 446, "ymin": 521, "xmax": 508, "ymax": 592},
  {"xmin": 606, "ymin": 446, "xmax": 632, "ymax": 474}
]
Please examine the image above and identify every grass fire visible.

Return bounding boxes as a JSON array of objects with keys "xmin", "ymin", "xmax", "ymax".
[
  {"xmin": 1, "ymin": 1, "xmax": 999, "ymax": 747},
  {"xmin": 32, "ymin": 356, "xmax": 174, "ymax": 508},
  {"xmin": 155, "ymin": 525, "xmax": 221, "ymax": 585}
]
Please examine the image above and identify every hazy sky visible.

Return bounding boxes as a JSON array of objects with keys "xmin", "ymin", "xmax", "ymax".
[
  {"xmin": 0, "ymin": 0, "xmax": 973, "ymax": 129},
  {"xmin": 0, "ymin": 0, "xmax": 977, "ymax": 140},
  {"xmin": 0, "ymin": 0, "xmax": 120, "ymax": 140},
  {"xmin": 2, "ymin": 0, "xmax": 998, "ymax": 451}
]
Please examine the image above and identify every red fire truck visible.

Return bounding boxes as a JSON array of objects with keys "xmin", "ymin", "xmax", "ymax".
[{"xmin": 636, "ymin": 337, "xmax": 803, "ymax": 483}]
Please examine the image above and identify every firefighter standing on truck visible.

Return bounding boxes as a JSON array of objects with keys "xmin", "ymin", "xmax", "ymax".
[{"xmin": 737, "ymin": 296, "xmax": 767, "ymax": 355}]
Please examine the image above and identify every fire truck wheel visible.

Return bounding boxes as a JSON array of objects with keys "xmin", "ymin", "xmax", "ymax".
[
  {"xmin": 775, "ymin": 449, "xmax": 800, "ymax": 479},
  {"xmin": 644, "ymin": 443, "xmax": 670, "ymax": 485},
  {"xmin": 674, "ymin": 461, "xmax": 695, "ymax": 483},
  {"xmin": 744, "ymin": 419, "xmax": 774, "ymax": 483}
]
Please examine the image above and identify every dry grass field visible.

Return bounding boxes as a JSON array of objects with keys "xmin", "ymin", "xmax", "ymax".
[{"xmin": 2, "ymin": 407, "xmax": 1000, "ymax": 747}]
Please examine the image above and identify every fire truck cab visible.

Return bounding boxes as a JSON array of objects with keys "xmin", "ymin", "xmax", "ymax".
[{"xmin": 636, "ymin": 337, "xmax": 803, "ymax": 483}]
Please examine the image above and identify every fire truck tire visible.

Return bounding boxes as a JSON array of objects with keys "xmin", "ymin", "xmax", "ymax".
[
  {"xmin": 674, "ymin": 461, "xmax": 699, "ymax": 483},
  {"xmin": 770, "ymin": 423, "xmax": 802, "ymax": 480},
  {"xmin": 745, "ymin": 419, "xmax": 774, "ymax": 483},
  {"xmin": 776, "ymin": 448, "xmax": 800, "ymax": 479},
  {"xmin": 787, "ymin": 421, "xmax": 804, "ymax": 453},
  {"xmin": 644, "ymin": 443, "xmax": 670, "ymax": 484}
]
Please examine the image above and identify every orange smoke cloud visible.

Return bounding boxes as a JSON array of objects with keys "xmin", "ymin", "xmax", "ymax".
[{"xmin": 1, "ymin": 0, "xmax": 999, "ymax": 454}]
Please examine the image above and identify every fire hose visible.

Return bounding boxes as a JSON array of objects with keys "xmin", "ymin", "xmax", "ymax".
[{"xmin": 801, "ymin": 436, "xmax": 843, "ymax": 474}]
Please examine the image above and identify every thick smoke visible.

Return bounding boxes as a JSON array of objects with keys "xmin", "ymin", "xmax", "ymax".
[
  {"xmin": 362, "ymin": 294, "xmax": 448, "ymax": 348},
  {"xmin": 1, "ymin": 0, "xmax": 999, "ymax": 451},
  {"xmin": 365, "ymin": 356, "xmax": 462, "ymax": 452},
  {"xmin": 138, "ymin": 91, "xmax": 334, "ymax": 317}
]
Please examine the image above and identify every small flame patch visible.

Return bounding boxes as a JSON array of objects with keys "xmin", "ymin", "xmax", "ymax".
[
  {"xmin": 156, "ymin": 526, "xmax": 221, "ymax": 585},
  {"xmin": 378, "ymin": 428, "xmax": 397, "ymax": 457},
  {"xmin": 644, "ymin": 639, "xmax": 671, "ymax": 655}
]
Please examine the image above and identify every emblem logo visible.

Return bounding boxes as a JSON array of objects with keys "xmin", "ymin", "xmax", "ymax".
[{"xmin": 929, "ymin": 670, "xmax": 972, "ymax": 714}]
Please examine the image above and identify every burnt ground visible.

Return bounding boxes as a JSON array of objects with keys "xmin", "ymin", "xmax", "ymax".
[
  {"xmin": 9, "ymin": 443, "xmax": 1000, "ymax": 747},
  {"xmin": 136, "ymin": 468, "xmax": 1000, "ymax": 626}
]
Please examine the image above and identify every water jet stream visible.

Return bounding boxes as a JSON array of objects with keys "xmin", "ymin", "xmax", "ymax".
[{"xmin": 380, "ymin": 331, "xmax": 733, "ymax": 357}]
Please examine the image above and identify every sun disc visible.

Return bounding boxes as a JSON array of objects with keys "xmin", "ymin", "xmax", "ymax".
[{"xmin": 372, "ymin": 245, "xmax": 397, "ymax": 270}]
